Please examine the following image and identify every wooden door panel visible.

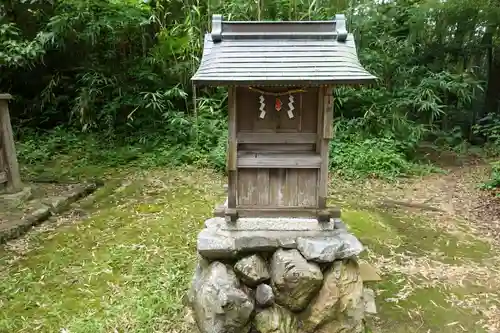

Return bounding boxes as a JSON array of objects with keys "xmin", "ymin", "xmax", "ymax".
[{"xmin": 237, "ymin": 168, "xmax": 317, "ymax": 207}]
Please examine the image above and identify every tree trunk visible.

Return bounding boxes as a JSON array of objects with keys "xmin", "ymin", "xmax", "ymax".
[{"xmin": 484, "ymin": 47, "xmax": 500, "ymax": 115}]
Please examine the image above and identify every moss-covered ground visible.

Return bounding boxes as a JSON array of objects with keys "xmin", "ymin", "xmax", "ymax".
[{"xmin": 1, "ymin": 165, "xmax": 499, "ymax": 332}]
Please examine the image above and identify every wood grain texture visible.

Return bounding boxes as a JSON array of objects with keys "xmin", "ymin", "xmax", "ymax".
[
  {"xmin": 237, "ymin": 207, "xmax": 320, "ymax": 218},
  {"xmin": 236, "ymin": 87, "xmax": 318, "ymax": 134},
  {"xmin": 323, "ymin": 89, "xmax": 334, "ymax": 139},
  {"xmin": 237, "ymin": 152, "xmax": 321, "ymax": 168},
  {"xmin": 0, "ymin": 99, "xmax": 22, "ymax": 191},
  {"xmin": 227, "ymin": 87, "xmax": 237, "ymax": 171},
  {"xmin": 256, "ymin": 168, "xmax": 270, "ymax": 205},
  {"xmin": 233, "ymin": 85, "xmax": 323, "ymax": 217},
  {"xmin": 318, "ymin": 86, "xmax": 330, "ymax": 209},
  {"xmin": 239, "ymin": 143, "xmax": 314, "ymax": 152},
  {"xmin": 237, "ymin": 168, "xmax": 317, "ymax": 207},
  {"xmin": 316, "ymin": 87, "xmax": 324, "ymax": 153},
  {"xmin": 269, "ymin": 168, "xmax": 285, "ymax": 206},
  {"xmin": 301, "ymin": 87, "xmax": 319, "ymax": 132},
  {"xmin": 227, "ymin": 170, "xmax": 237, "ymax": 209},
  {"xmin": 297, "ymin": 169, "xmax": 318, "ymax": 206},
  {"xmin": 284, "ymin": 169, "xmax": 299, "ymax": 206},
  {"xmin": 237, "ymin": 132, "xmax": 316, "ymax": 144},
  {"xmin": 237, "ymin": 169, "xmax": 257, "ymax": 206}
]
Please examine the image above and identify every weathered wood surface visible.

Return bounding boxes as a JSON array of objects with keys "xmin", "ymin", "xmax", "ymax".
[
  {"xmin": 227, "ymin": 87, "xmax": 237, "ymax": 172},
  {"xmin": 237, "ymin": 152, "xmax": 321, "ymax": 168},
  {"xmin": 0, "ymin": 97, "xmax": 22, "ymax": 192},
  {"xmin": 323, "ymin": 89, "xmax": 334, "ymax": 139},
  {"xmin": 237, "ymin": 132, "xmax": 316, "ymax": 144},
  {"xmin": 237, "ymin": 168, "xmax": 317, "ymax": 207},
  {"xmin": 317, "ymin": 86, "xmax": 331, "ymax": 209},
  {"xmin": 218, "ymin": 84, "xmax": 339, "ymax": 221},
  {"xmin": 236, "ymin": 207, "xmax": 341, "ymax": 218},
  {"xmin": 237, "ymin": 87, "xmax": 318, "ymax": 133},
  {"xmin": 239, "ymin": 143, "xmax": 314, "ymax": 152},
  {"xmin": 226, "ymin": 87, "xmax": 238, "ymax": 221}
]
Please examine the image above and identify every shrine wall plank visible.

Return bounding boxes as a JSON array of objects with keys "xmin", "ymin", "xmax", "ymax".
[{"xmin": 237, "ymin": 168, "xmax": 317, "ymax": 207}]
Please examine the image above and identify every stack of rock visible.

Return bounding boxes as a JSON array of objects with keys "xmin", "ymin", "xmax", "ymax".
[{"xmin": 187, "ymin": 217, "xmax": 376, "ymax": 333}]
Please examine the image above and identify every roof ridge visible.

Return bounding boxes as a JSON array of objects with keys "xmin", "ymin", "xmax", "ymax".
[{"xmin": 210, "ymin": 14, "xmax": 348, "ymax": 43}]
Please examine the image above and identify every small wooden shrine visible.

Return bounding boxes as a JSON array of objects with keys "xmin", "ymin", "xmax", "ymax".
[
  {"xmin": 0, "ymin": 94, "xmax": 22, "ymax": 193},
  {"xmin": 192, "ymin": 14, "xmax": 375, "ymax": 222}
]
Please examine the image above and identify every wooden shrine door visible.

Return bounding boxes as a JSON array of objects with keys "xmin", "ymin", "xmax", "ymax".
[{"xmin": 234, "ymin": 86, "xmax": 321, "ymax": 216}]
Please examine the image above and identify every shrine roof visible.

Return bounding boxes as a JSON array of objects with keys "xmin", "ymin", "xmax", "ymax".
[{"xmin": 191, "ymin": 14, "xmax": 376, "ymax": 86}]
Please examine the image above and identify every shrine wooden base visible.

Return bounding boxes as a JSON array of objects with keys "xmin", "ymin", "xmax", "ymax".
[{"xmin": 213, "ymin": 204, "xmax": 341, "ymax": 222}]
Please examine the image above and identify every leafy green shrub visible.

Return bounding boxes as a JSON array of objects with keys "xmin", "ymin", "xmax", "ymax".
[
  {"xmin": 0, "ymin": 23, "xmax": 46, "ymax": 68},
  {"xmin": 16, "ymin": 127, "xmax": 82, "ymax": 165},
  {"xmin": 473, "ymin": 113, "xmax": 500, "ymax": 153},
  {"xmin": 3, "ymin": 0, "xmax": 496, "ymax": 179},
  {"xmin": 480, "ymin": 161, "xmax": 500, "ymax": 194},
  {"xmin": 209, "ymin": 129, "xmax": 228, "ymax": 172},
  {"xmin": 329, "ymin": 134, "xmax": 418, "ymax": 179}
]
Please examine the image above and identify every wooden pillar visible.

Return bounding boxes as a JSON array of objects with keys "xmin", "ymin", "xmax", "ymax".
[
  {"xmin": 226, "ymin": 87, "xmax": 238, "ymax": 222},
  {"xmin": 317, "ymin": 86, "xmax": 335, "ymax": 222},
  {"xmin": 0, "ymin": 94, "xmax": 22, "ymax": 192}
]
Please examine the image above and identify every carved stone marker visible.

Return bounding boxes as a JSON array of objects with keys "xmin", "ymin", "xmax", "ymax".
[{"xmin": 187, "ymin": 14, "xmax": 376, "ymax": 333}]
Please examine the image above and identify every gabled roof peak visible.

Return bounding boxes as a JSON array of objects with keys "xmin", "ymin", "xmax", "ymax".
[
  {"xmin": 191, "ymin": 15, "xmax": 376, "ymax": 86},
  {"xmin": 211, "ymin": 14, "xmax": 348, "ymax": 42}
]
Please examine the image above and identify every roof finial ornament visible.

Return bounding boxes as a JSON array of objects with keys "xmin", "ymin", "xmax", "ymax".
[
  {"xmin": 335, "ymin": 14, "xmax": 348, "ymax": 42},
  {"xmin": 211, "ymin": 14, "xmax": 223, "ymax": 43}
]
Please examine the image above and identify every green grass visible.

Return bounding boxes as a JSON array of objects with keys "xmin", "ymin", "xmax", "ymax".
[
  {"xmin": 341, "ymin": 208, "xmax": 496, "ymax": 333},
  {"xmin": 373, "ymin": 276, "xmax": 487, "ymax": 333},
  {"xmin": 343, "ymin": 208, "xmax": 493, "ymax": 264},
  {"xmin": 1, "ymin": 156, "xmax": 498, "ymax": 332},
  {"xmin": 0, "ymin": 168, "xmax": 224, "ymax": 333}
]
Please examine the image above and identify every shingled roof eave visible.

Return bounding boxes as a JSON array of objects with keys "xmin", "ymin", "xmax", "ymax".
[{"xmin": 190, "ymin": 76, "xmax": 377, "ymax": 87}]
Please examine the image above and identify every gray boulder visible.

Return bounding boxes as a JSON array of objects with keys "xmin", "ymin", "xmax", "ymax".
[
  {"xmin": 255, "ymin": 284, "xmax": 275, "ymax": 307},
  {"xmin": 197, "ymin": 229, "xmax": 237, "ymax": 259},
  {"xmin": 188, "ymin": 256, "xmax": 210, "ymax": 305},
  {"xmin": 270, "ymin": 249, "xmax": 323, "ymax": 312},
  {"xmin": 234, "ymin": 254, "xmax": 270, "ymax": 287},
  {"xmin": 296, "ymin": 232, "xmax": 363, "ymax": 263},
  {"xmin": 301, "ymin": 260, "xmax": 364, "ymax": 333},
  {"xmin": 189, "ymin": 261, "xmax": 254, "ymax": 333},
  {"xmin": 254, "ymin": 305, "xmax": 299, "ymax": 333}
]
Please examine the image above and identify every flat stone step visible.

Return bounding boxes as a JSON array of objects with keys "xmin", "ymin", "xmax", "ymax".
[{"xmin": 198, "ymin": 217, "xmax": 363, "ymax": 261}]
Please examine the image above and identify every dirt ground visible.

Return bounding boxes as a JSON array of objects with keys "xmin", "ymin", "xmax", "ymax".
[
  {"xmin": 329, "ymin": 158, "xmax": 500, "ymax": 332},
  {"xmin": 332, "ymin": 158, "xmax": 500, "ymax": 242}
]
